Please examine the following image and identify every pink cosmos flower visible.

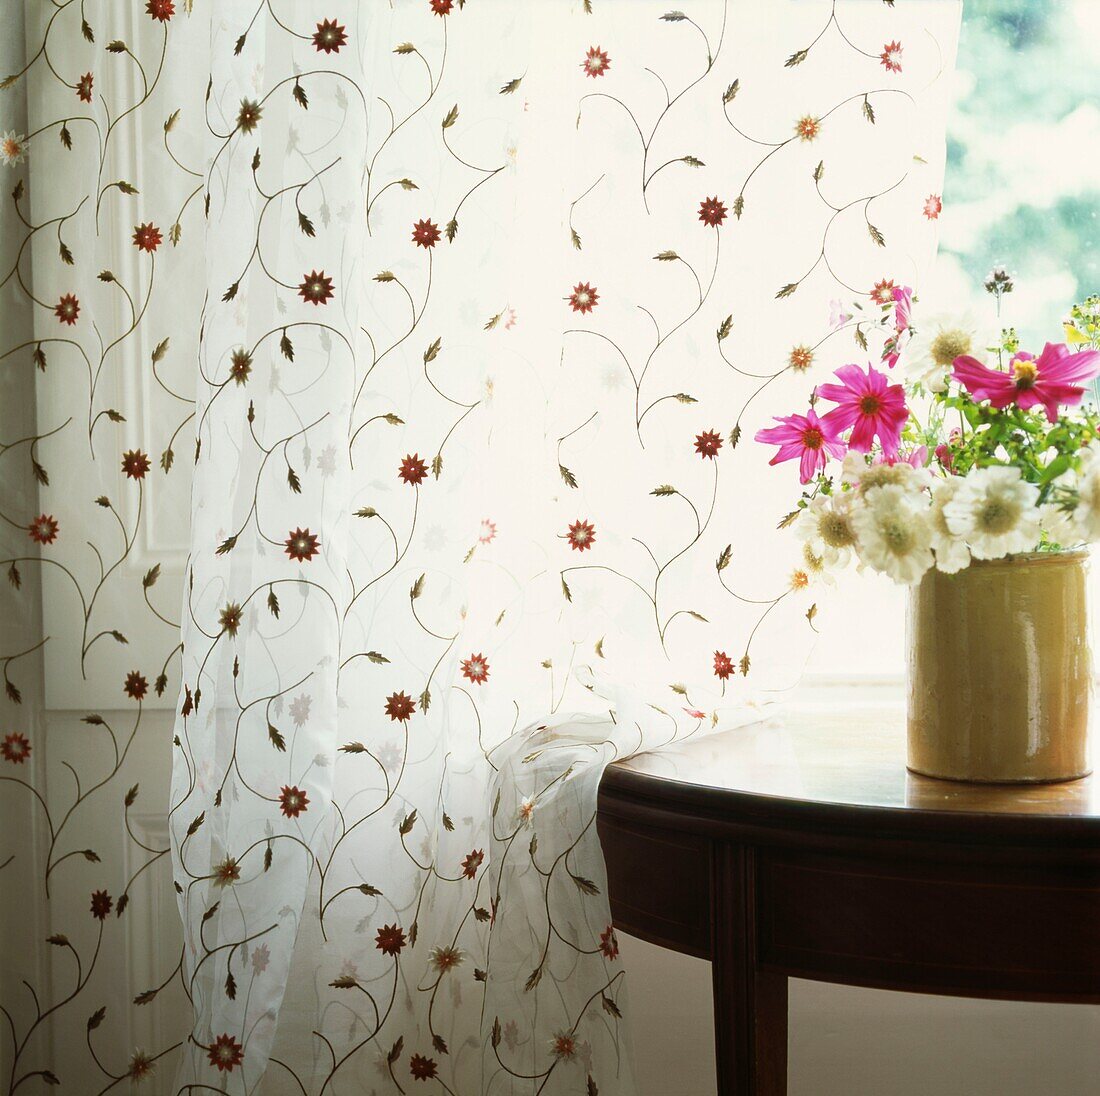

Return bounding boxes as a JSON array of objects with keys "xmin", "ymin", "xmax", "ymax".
[
  {"xmin": 876, "ymin": 445, "xmax": 927, "ymax": 469},
  {"xmin": 934, "ymin": 428, "xmax": 961, "ymax": 471},
  {"xmin": 755, "ymin": 407, "xmax": 846, "ymax": 483},
  {"xmin": 817, "ymin": 364, "xmax": 908, "ymax": 458},
  {"xmin": 828, "ymin": 299, "xmax": 852, "ymax": 329},
  {"xmin": 892, "ymin": 285, "xmax": 913, "ymax": 334},
  {"xmin": 879, "ymin": 285, "xmax": 914, "ymax": 368},
  {"xmin": 952, "ymin": 342, "xmax": 1100, "ymax": 422}
]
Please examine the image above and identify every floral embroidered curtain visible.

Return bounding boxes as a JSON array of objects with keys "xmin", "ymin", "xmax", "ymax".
[{"xmin": 0, "ymin": 1, "xmax": 958, "ymax": 1093}]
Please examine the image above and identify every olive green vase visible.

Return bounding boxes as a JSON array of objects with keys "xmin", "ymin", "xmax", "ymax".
[{"xmin": 907, "ymin": 549, "xmax": 1092, "ymax": 784}]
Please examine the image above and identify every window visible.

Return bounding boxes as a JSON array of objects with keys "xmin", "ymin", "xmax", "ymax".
[{"xmin": 807, "ymin": 0, "xmax": 1100, "ymax": 681}]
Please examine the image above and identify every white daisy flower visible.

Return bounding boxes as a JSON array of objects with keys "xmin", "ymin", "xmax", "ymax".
[
  {"xmin": 798, "ymin": 539, "xmax": 837, "ymax": 586},
  {"xmin": 794, "ymin": 494, "xmax": 856, "ymax": 568},
  {"xmin": 850, "ymin": 484, "xmax": 935, "ymax": 585},
  {"xmin": 927, "ymin": 477, "xmax": 970, "ymax": 574},
  {"xmin": 1040, "ymin": 501, "xmax": 1078, "ymax": 546},
  {"xmin": 902, "ymin": 312, "xmax": 993, "ymax": 393},
  {"xmin": 1, "ymin": 131, "xmax": 27, "ymax": 167},
  {"xmin": 943, "ymin": 466, "xmax": 1041, "ymax": 559},
  {"xmin": 841, "ymin": 451, "xmax": 932, "ymax": 493},
  {"xmin": 1072, "ymin": 445, "xmax": 1100, "ymax": 541}
]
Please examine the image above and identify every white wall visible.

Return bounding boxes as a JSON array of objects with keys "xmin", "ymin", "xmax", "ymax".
[{"xmin": 622, "ymin": 933, "xmax": 1100, "ymax": 1096}]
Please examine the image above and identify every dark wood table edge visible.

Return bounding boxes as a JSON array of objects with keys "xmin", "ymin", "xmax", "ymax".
[
  {"xmin": 597, "ymin": 760, "xmax": 1100, "ymax": 1094},
  {"xmin": 600, "ymin": 764, "xmax": 1100, "ymax": 851}
]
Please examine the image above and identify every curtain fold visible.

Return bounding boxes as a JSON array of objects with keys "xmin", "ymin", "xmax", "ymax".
[{"xmin": 0, "ymin": 2, "xmax": 958, "ymax": 1093}]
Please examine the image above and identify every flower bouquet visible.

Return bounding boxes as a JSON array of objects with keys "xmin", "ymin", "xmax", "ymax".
[{"xmin": 757, "ymin": 283, "xmax": 1100, "ymax": 782}]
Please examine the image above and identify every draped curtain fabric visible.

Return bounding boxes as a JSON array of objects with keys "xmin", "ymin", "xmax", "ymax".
[{"xmin": 0, "ymin": 2, "xmax": 958, "ymax": 1093}]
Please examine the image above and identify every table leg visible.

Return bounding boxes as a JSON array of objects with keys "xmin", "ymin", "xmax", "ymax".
[{"xmin": 713, "ymin": 846, "xmax": 788, "ymax": 1095}]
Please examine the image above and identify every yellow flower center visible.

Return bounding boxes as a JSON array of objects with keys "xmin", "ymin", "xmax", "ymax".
[
  {"xmin": 858, "ymin": 464, "xmax": 908, "ymax": 490},
  {"xmin": 978, "ymin": 498, "xmax": 1018, "ymax": 534},
  {"xmin": 882, "ymin": 519, "xmax": 914, "ymax": 552},
  {"xmin": 930, "ymin": 328, "xmax": 972, "ymax": 367},
  {"xmin": 818, "ymin": 510, "xmax": 855, "ymax": 548},
  {"xmin": 1013, "ymin": 359, "xmax": 1039, "ymax": 389}
]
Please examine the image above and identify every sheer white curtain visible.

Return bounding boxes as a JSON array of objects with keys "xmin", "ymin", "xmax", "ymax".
[{"xmin": 0, "ymin": 1, "xmax": 958, "ymax": 1093}]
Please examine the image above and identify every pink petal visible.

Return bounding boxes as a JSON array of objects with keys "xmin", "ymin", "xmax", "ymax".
[
  {"xmin": 1037, "ymin": 344, "xmax": 1100, "ymax": 385},
  {"xmin": 821, "ymin": 404, "xmax": 859, "ymax": 433},
  {"xmin": 798, "ymin": 447, "xmax": 820, "ymax": 483},
  {"xmin": 846, "ymin": 416, "xmax": 877, "ymax": 453}
]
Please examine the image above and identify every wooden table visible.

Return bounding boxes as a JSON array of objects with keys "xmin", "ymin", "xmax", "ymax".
[{"xmin": 596, "ymin": 702, "xmax": 1100, "ymax": 1095}]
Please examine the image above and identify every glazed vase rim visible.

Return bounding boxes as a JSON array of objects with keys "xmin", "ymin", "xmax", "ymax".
[{"xmin": 963, "ymin": 546, "xmax": 1090, "ymax": 569}]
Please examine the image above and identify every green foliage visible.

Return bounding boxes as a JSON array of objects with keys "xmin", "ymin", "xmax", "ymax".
[{"xmin": 934, "ymin": 393, "xmax": 1098, "ymax": 501}]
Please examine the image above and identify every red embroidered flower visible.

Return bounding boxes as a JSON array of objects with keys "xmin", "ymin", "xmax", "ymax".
[
  {"xmin": 229, "ymin": 348, "xmax": 252, "ymax": 385},
  {"xmin": 375, "ymin": 923, "xmax": 407, "ymax": 956},
  {"xmin": 430, "ymin": 945, "xmax": 464, "ymax": 973},
  {"xmin": 28, "ymin": 514, "xmax": 59, "ymax": 544},
  {"xmin": 789, "ymin": 345, "xmax": 814, "ymax": 372},
  {"xmin": 207, "ymin": 1034, "xmax": 244, "ymax": 1073},
  {"xmin": 284, "ymin": 527, "xmax": 320, "ymax": 562},
  {"xmin": 312, "ymin": 18, "xmax": 347, "ymax": 53},
  {"xmin": 132, "ymin": 223, "xmax": 162, "ymax": 253},
  {"xmin": 794, "ymin": 115, "xmax": 820, "ymax": 142},
  {"xmin": 713, "ymin": 650, "xmax": 734, "ymax": 680},
  {"xmin": 698, "ymin": 196, "xmax": 727, "ymax": 228},
  {"xmin": 694, "ymin": 430, "xmax": 723, "ymax": 459},
  {"xmin": 923, "ymin": 194, "xmax": 942, "ymax": 221},
  {"xmin": 567, "ymin": 282, "xmax": 599, "ymax": 314},
  {"xmin": 127, "ymin": 1051, "xmax": 154, "ymax": 1081},
  {"xmin": 236, "ymin": 99, "xmax": 262, "ymax": 133},
  {"xmin": 385, "ymin": 691, "xmax": 416, "ymax": 723},
  {"xmin": 880, "ymin": 40, "xmax": 903, "ymax": 73},
  {"xmin": 870, "ymin": 278, "xmax": 897, "ymax": 306},
  {"xmin": 219, "ymin": 602, "xmax": 242, "ymax": 636},
  {"xmin": 551, "ymin": 1032, "xmax": 577, "ymax": 1060},
  {"xmin": 90, "ymin": 890, "xmax": 113, "ymax": 920},
  {"xmin": 1, "ymin": 733, "xmax": 31, "ymax": 764},
  {"xmin": 298, "ymin": 270, "xmax": 334, "ymax": 306},
  {"xmin": 124, "ymin": 672, "xmax": 148, "ymax": 701},
  {"xmin": 479, "ymin": 518, "xmax": 497, "ymax": 544},
  {"xmin": 121, "ymin": 449, "xmax": 151, "ymax": 479},
  {"xmin": 461, "ymin": 849, "xmax": 484, "ymax": 879},
  {"xmin": 279, "ymin": 785, "xmax": 309, "ymax": 818},
  {"xmin": 55, "ymin": 294, "xmax": 80, "ymax": 325},
  {"xmin": 146, "ymin": 0, "xmax": 174, "ymax": 22},
  {"xmin": 251, "ymin": 944, "xmax": 270, "ymax": 974},
  {"xmin": 410, "ymin": 1054, "xmax": 438, "ymax": 1080},
  {"xmin": 599, "ymin": 923, "xmax": 619, "ymax": 960},
  {"xmin": 566, "ymin": 519, "xmax": 595, "ymax": 552},
  {"xmin": 411, "ymin": 219, "xmax": 441, "ymax": 249},
  {"xmin": 461, "ymin": 653, "xmax": 489, "ymax": 685},
  {"xmin": 581, "ymin": 46, "xmax": 610, "ymax": 78},
  {"xmin": 213, "ymin": 857, "xmax": 241, "ymax": 887},
  {"xmin": 399, "ymin": 453, "xmax": 428, "ymax": 486},
  {"xmin": 430, "ymin": 0, "xmax": 453, "ymax": 15},
  {"xmin": 77, "ymin": 73, "xmax": 93, "ymax": 102}
]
